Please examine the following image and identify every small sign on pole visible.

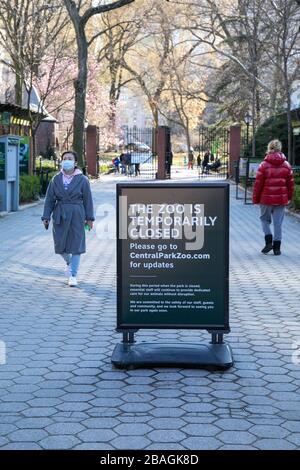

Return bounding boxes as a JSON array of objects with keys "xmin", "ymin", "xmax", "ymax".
[
  {"xmin": 111, "ymin": 182, "xmax": 233, "ymax": 369},
  {"xmin": 293, "ymin": 127, "xmax": 300, "ymax": 136},
  {"xmin": 239, "ymin": 157, "xmax": 248, "ymax": 176}
]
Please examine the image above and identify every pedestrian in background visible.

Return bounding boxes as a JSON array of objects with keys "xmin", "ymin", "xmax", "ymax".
[
  {"xmin": 134, "ymin": 163, "xmax": 140, "ymax": 176},
  {"xmin": 197, "ymin": 153, "xmax": 201, "ymax": 168},
  {"xmin": 119, "ymin": 149, "xmax": 126, "ymax": 174},
  {"xmin": 123, "ymin": 151, "xmax": 132, "ymax": 175},
  {"xmin": 188, "ymin": 148, "xmax": 194, "ymax": 170},
  {"xmin": 252, "ymin": 139, "xmax": 294, "ymax": 255},
  {"xmin": 112, "ymin": 156, "xmax": 120, "ymax": 174},
  {"xmin": 41, "ymin": 150, "xmax": 95, "ymax": 286},
  {"xmin": 202, "ymin": 150, "xmax": 210, "ymax": 174}
]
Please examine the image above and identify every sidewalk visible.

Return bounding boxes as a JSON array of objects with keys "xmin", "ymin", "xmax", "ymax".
[{"xmin": 0, "ymin": 175, "xmax": 300, "ymax": 450}]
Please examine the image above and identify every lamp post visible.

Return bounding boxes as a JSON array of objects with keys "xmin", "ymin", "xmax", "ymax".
[
  {"xmin": 244, "ymin": 112, "xmax": 253, "ymax": 204},
  {"xmin": 244, "ymin": 112, "xmax": 252, "ymax": 156}
]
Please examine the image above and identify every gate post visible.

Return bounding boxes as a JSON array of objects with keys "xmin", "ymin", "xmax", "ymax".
[
  {"xmin": 229, "ymin": 125, "xmax": 241, "ymax": 178},
  {"xmin": 86, "ymin": 125, "xmax": 99, "ymax": 177},
  {"xmin": 156, "ymin": 126, "xmax": 171, "ymax": 179}
]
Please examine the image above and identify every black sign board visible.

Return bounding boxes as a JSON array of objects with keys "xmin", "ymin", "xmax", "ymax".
[{"xmin": 117, "ymin": 182, "xmax": 229, "ymax": 331}]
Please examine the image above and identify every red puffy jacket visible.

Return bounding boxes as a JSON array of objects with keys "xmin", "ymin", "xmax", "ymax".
[{"xmin": 252, "ymin": 152, "xmax": 294, "ymax": 205}]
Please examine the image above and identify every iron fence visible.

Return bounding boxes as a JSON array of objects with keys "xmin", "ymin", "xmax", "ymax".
[
  {"xmin": 197, "ymin": 125, "xmax": 229, "ymax": 179},
  {"xmin": 33, "ymin": 168, "xmax": 53, "ymax": 196},
  {"xmin": 121, "ymin": 126, "xmax": 158, "ymax": 179}
]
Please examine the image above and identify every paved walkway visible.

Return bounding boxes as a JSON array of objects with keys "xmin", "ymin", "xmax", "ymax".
[{"xmin": 0, "ymin": 174, "xmax": 300, "ymax": 450}]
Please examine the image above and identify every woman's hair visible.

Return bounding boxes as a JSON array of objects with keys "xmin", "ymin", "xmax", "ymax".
[
  {"xmin": 61, "ymin": 150, "xmax": 78, "ymax": 162},
  {"xmin": 267, "ymin": 139, "xmax": 282, "ymax": 153}
]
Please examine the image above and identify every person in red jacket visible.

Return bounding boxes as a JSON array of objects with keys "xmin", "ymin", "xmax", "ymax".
[{"xmin": 252, "ymin": 139, "xmax": 294, "ymax": 255}]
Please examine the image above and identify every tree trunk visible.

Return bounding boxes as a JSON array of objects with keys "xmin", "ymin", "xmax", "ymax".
[
  {"xmin": 286, "ymin": 94, "xmax": 293, "ymax": 165},
  {"xmin": 15, "ymin": 76, "xmax": 23, "ymax": 107},
  {"xmin": 270, "ymin": 37, "xmax": 281, "ymax": 116},
  {"xmin": 269, "ymin": 77, "xmax": 278, "ymax": 117},
  {"xmin": 72, "ymin": 28, "xmax": 88, "ymax": 168},
  {"xmin": 256, "ymin": 88, "xmax": 261, "ymax": 127},
  {"xmin": 31, "ymin": 128, "xmax": 37, "ymax": 174},
  {"xmin": 109, "ymin": 70, "xmax": 117, "ymax": 131},
  {"xmin": 150, "ymin": 103, "xmax": 159, "ymax": 129},
  {"xmin": 109, "ymin": 77, "xmax": 117, "ymax": 136},
  {"xmin": 284, "ymin": 61, "xmax": 292, "ymax": 164},
  {"xmin": 14, "ymin": 64, "xmax": 23, "ymax": 107},
  {"xmin": 109, "ymin": 102, "xmax": 117, "ymax": 131},
  {"xmin": 185, "ymin": 123, "xmax": 191, "ymax": 156},
  {"xmin": 251, "ymin": 81, "xmax": 256, "ymax": 159}
]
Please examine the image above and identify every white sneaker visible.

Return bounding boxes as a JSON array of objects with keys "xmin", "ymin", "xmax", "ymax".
[
  {"xmin": 64, "ymin": 264, "xmax": 71, "ymax": 277},
  {"xmin": 68, "ymin": 276, "xmax": 78, "ymax": 287}
]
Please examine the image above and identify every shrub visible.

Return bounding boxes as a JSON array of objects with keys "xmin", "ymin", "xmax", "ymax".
[
  {"xmin": 35, "ymin": 158, "xmax": 59, "ymax": 171},
  {"xmin": 294, "ymin": 185, "xmax": 300, "ymax": 210},
  {"xmin": 255, "ymin": 114, "xmax": 288, "ymax": 158},
  {"xmin": 293, "ymin": 174, "xmax": 300, "ymax": 186},
  {"xmin": 99, "ymin": 164, "xmax": 114, "ymax": 174},
  {"xmin": 36, "ymin": 170, "xmax": 59, "ymax": 195},
  {"xmin": 48, "ymin": 170, "xmax": 58, "ymax": 180},
  {"xmin": 254, "ymin": 111, "xmax": 300, "ymax": 165},
  {"xmin": 19, "ymin": 175, "xmax": 40, "ymax": 203}
]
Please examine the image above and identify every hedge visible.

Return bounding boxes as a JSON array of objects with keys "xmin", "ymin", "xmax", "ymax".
[
  {"xmin": 294, "ymin": 185, "xmax": 300, "ymax": 210},
  {"xmin": 19, "ymin": 175, "xmax": 40, "ymax": 203},
  {"xmin": 294, "ymin": 174, "xmax": 300, "ymax": 186},
  {"xmin": 253, "ymin": 111, "xmax": 300, "ymax": 164},
  {"xmin": 254, "ymin": 114, "xmax": 288, "ymax": 158}
]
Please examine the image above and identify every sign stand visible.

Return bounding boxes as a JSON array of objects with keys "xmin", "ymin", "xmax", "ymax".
[
  {"xmin": 112, "ymin": 330, "xmax": 233, "ymax": 369},
  {"xmin": 112, "ymin": 182, "xmax": 234, "ymax": 370}
]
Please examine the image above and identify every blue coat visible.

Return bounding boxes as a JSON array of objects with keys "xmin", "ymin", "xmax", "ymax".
[{"xmin": 42, "ymin": 173, "xmax": 95, "ymax": 254}]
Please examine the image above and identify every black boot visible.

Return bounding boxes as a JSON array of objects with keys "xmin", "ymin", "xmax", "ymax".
[
  {"xmin": 261, "ymin": 234, "xmax": 273, "ymax": 254},
  {"xmin": 273, "ymin": 240, "xmax": 281, "ymax": 256}
]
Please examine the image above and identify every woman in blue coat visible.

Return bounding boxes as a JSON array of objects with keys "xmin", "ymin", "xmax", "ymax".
[{"xmin": 42, "ymin": 150, "xmax": 95, "ymax": 286}]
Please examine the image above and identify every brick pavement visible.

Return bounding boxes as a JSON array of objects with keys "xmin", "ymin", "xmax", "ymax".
[{"xmin": 0, "ymin": 174, "xmax": 300, "ymax": 450}]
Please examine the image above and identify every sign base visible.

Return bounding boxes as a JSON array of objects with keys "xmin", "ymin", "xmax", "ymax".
[{"xmin": 111, "ymin": 342, "xmax": 233, "ymax": 370}]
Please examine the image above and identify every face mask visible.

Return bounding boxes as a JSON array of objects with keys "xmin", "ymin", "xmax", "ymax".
[{"xmin": 62, "ymin": 160, "xmax": 75, "ymax": 171}]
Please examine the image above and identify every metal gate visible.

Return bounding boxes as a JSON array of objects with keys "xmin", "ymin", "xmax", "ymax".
[
  {"xmin": 121, "ymin": 126, "xmax": 157, "ymax": 179},
  {"xmin": 197, "ymin": 125, "xmax": 229, "ymax": 179}
]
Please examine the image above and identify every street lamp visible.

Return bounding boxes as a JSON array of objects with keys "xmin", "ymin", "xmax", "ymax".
[{"xmin": 244, "ymin": 112, "xmax": 252, "ymax": 156}]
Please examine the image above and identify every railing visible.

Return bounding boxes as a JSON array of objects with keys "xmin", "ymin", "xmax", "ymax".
[
  {"xmin": 33, "ymin": 168, "xmax": 52, "ymax": 196},
  {"xmin": 198, "ymin": 155, "xmax": 229, "ymax": 180},
  {"xmin": 235, "ymin": 160, "xmax": 300, "ymax": 206},
  {"xmin": 121, "ymin": 126, "xmax": 158, "ymax": 179},
  {"xmin": 124, "ymin": 152, "xmax": 157, "ymax": 179},
  {"xmin": 292, "ymin": 165, "xmax": 300, "ymax": 174},
  {"xmin": 197, "ymin": 125, "xmax": 230, "ymax": 180}
]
